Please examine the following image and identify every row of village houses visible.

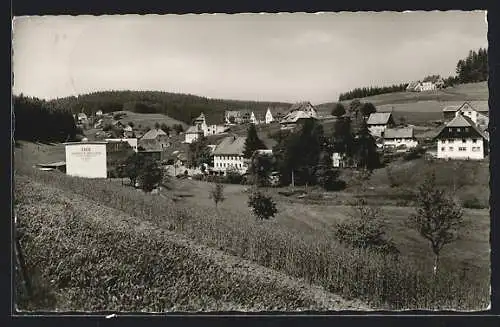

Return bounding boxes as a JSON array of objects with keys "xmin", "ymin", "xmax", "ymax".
[{"xmin": 48, "ymin": 100, "xmax": 488, "ymax": 179}]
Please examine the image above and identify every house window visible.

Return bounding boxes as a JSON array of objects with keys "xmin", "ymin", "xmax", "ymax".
[
  {"xmin": 448, "ymin": 139, "xmax": 453, "ymax": 144},
  {"xmin": 472, "ymin": 147, "xmax": 480, "ymax": 152},
  {"xmin": 456, "ymin": 128, "xmax": 460, "ymax": 132},
  {"xmin": 462, "ymin": 139, "xmax": 466, "ymax": 143},
  {"xmin": 449, "ymin": 147, "xmax": 453, "ymax": 151},
  {"xmin": 473, "ymin": 139, "xmax": 478, "ymax": 143},
  {"xmin": 441, "ymin": 147, "xmax": 445, "ymax": 151},
  {"xmin": 459, "ymin": 147, "xmax": 466, "ymax": 151}
]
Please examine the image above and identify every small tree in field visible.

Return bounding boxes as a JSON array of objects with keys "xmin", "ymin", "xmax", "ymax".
[
  {"xmin": 138, "ymin": 157, "xmax": 164, "ymax": 192},
  {"xmin": 335, "ymin": 199, "xmax": 399, "ymax": 256},
  {"xmin": 407, "ymin": 172, "xmax": 464, "ymax": 275},
  {"xmin": 209, "ymin": 183, "xmax": 225, "ymax": 208},
  {"xmin": 331, "ymin": 103, "xmax": 346, "ymax": 117},
  {"xmin": 248, "ymin": 190, "xmax": 278, "ymax": 221}
]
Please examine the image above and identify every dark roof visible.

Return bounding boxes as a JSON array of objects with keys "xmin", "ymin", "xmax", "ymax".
[
  {"xmin": 367, "ymin": 112, "xmax": 393, "ymax": 125},
  {"xmin": 384, "ymin": 127, "xmax": 414, "ymax": 139},
  {"xmin": 288, "ymin": 101, "xmax": 317, "ymax": 114},
  {"xmin": 435, "ymin": 113, "xmax": 489, "ymax": 141},
  {"xmin": 213, "ymin": 136, "xmax": 247, "ymax": 155},
  {"xmin": 138, "ymin": 139, "xmax": 163, "ymax": 152},
  {"xmin": 142, "ymin": 128, "xmax": 167, "ymax": 140}
]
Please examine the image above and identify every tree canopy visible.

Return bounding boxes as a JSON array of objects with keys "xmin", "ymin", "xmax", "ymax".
[{"xmin": 243, "ymin": 124, "xmax": 267, "ymax": 159}]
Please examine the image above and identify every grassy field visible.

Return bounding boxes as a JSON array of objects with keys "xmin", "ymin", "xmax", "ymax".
[
  {"xmin": 14, "ymin": 141, "xmax": 490, "ymax": 310},
  {"xmin": 316, "ymin": 82, "xmax": 488, "ymax": 126},
  {"xmin": 114, "ymin": 110, "xmax": 188, "ymax": 129},
  {"xmin": 16, "ymin": 176, "xmax": 368, "ymax": 311}
]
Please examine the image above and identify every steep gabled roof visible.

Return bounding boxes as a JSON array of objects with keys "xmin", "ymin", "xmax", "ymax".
[
  {"xmin": 367, "ymin": 112, "xmax": 393, "ymax": 125},
  {"xmin": 142, "ymin": 128, "xmax": 167, "ymax": 140},
  {"xmin": 384, "ymin": 127, "xmax": 414, "ymax": 139},
  {"xmin": 213, "ymin": 136, "xmax": 247, "ymax": 155},
  {"xmin": 435, "ymin": 113, "xmax": 489, "ymax": 141},
  {"xmin": 442, "ymin": 101, "xmax": 489, "ymax": 114},
  {"xmin": 281, "ymin": 110, "xmax": 317, "ymax": 124},
  {"xmin": 288, "ymin": 101, "xmax": 317, "ymax": 114}
]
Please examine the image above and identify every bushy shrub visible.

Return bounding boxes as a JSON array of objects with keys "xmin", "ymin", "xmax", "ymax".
[
  {"xmin": 462, "ymin": 196, "xmax": 487, "ymax": 209},
  {"xmin": 334, "ymin": 200, "xmax": 399, "ymax": 256},
  {"xmin": 403, "ymin": 146, "xmax": 426, "ymax": 161},
  {"xmin": 248, "ymin": 190, "xmax": 278, "ymax": 221}
]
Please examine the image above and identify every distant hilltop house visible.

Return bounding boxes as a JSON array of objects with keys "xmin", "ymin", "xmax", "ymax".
[
  {"xmin": 123, "ymin": 124, "xmax": 135, "ymax": 138},
  {"xmin": 185, "ymin": 112, "xmax": 228, "ymax": 143},
  {"xmin": 95, "ymin": 110, "xmax": 103, "ymax": 117},
  {"xmin": 442, "ymin": 102, "xmax": 489, "ymax": 131},
  {"xmin": 280, "ymin": 102, "xmax": 318, "ymax": 130},
  {"xmin": 225, "ymin": 110, "xmax": 249, "ymax": 124},
  {"xmin": 434, "ymin": 112, "xmax": 489, "ymax": 160},
  {"xmin": 383, "ymin": 127, "xmax": 418, "ymax": 150},
  {"xmin": 366, "ymin": 112, "xmax": 395, "ymax": 137},
  {"xmin": 406, "ymin": 81, "xmax": 438, "ymax": 92},
  {"xmin": 212, "ymin": 135, "xmax": 250, "ymax": 175}
]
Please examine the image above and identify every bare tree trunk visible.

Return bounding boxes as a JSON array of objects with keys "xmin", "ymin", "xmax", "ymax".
[
  {"xmin": 15, "ymin": 236, "xmax": 32, "ymax": 297},
  {"xmin": 433, "ymin": 253, "xmax": 439, "ymax": 276}
]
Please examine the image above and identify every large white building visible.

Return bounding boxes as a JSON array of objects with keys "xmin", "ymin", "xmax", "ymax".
[
  {"xmin": 435, "ymin": 113, "xmax": 489, "ymax": 160},
  {"xmin": 212, "ymin": 136, "xmax": 249, "ymax": 174}
]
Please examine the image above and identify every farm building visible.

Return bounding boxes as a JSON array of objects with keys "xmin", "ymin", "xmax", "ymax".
[
  {"xmin": 185, "ymin": 125, "xmax": 204, "ymax": 144},
  {"xmin": 434, "ymin": 113, "xmax": 489, "ymax": 160},
  {"xmin": 366, "ymin": 112, "xmax": 395, "ymax": 137},
  {"xmin": 280, "ymin": 102, "xmax": 319, "ymax": 130},
  {"xmin": 442, "ymin": 102, "xmax": 489, "ymax": 130},
  {"xmin": 225, "ymin": 110, "xmax": 253, "ymax": 124},
  {"xmin": 212, "ymin": 136, "xmax": 250, "ymax": 175},
  {"xmin": 383, "ymin": 127, "xmax": 418, "ymax": 150},
  {"xmin": 64, "ymin": 140, "xmax": 134, "ymax": 178},
  {"xmin": 406, "ymin": 81, "xmax": 437, "ymax": 92}
]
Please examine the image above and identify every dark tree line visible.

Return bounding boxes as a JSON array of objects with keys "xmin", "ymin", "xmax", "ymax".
[
  {"xmin": 13, "ymin": 94, "xmax": 79, "ymax": 143},
  {"xmin": 36, "ymin": 90, "xmax": 291, "ymax": 125},
  {"xmin": 455, "ymin": 48, "xmax": 488, "ymax": 84},
  {"xmin": 338, "ymin": 83, "xmax": 408, "ymax": 101}
]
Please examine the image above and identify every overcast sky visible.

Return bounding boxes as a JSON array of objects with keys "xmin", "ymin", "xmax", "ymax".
[{"xmin": 13, "ymin": 11, "xmax": 487, "ymax": 104}]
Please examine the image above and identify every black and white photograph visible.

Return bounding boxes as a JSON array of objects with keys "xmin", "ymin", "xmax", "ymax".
[{"xmin": 12, "ymin": 11, "xmax": 490, "ymax": 312}]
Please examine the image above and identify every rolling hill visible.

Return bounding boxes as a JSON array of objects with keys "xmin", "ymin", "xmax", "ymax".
[{"xmin": 316, "ymin": 82, "xmax": 488, "ymax": 125}]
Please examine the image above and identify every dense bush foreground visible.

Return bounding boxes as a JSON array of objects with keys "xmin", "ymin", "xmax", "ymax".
[
  {"xmin": 15, "ymin": 177, "xmax": 368, "ymax": 312},
  {"xmin": 16, "ymin": 167, "xmax": 490, "ymax": 310}
]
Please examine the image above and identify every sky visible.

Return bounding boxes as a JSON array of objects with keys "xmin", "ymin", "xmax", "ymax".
[{"xmin": 12, "ymin": 11, "xmax": 487, "ymax": 104}]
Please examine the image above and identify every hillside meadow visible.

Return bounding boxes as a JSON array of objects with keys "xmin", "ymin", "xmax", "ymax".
[{"xmin": 14, "ymin": 141, "xmax": 490, "ymax": 310}]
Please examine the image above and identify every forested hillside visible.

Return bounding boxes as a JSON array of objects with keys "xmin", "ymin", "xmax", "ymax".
[
  {"xmin": 14, "ymin": 94, "xmax": 79, "ymax": 143},
  {"xmin": 42, "ymin": 91, "xmax": 291, "ymax": 125}
]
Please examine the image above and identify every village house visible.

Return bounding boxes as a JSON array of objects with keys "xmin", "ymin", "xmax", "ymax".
[
  {"xmin": 406, "ymin": 81, "xmax": 437, "ymax": 92},
  {"xmin": 95, "ymin": 110, "xmax": 103, "ymax": 117},
  {"xmin": 442, "ymin": 102, "xmax": 489, "ymax": 130},
  {"xmin": 225, "ymin": 110, "xmax": 253, "ymax": 125},
  {"xmin": 265, "ymin": 108, "xmax": 274, "ymax": 124},
  {"xmin": 366, "ymin": 112, "xmax": 395, "ymax": 137},
  {"xmin": 123, "ymin": 125, "xmax": 135, "ymax": 138},
  {"xmin": 76, "ymin": 112, "xmax": 88, "ymax": 124},
  {"xmin": 280, "ymin": 102, "xmax": 318, "ymax": 130},
  {"xmin": 434, "ymin": 113, "xmax": 489, "ymax": 160},
  {"xmin": 141, "ymin": 127, "xmax": 169, "ymax": 148},
  {"xmin": 212, "ymin": 136, "xmax": 250, "ymax": 175},
  {"xmin": 185, "ymin": 112, "xmax": 228, "ymax": 143},
  {"xmin": 138, "ymin": 141, "xmax": 164, "ymax": 162},
  {"xmin": 383, "ymin": 127, "xmax": 418, "ymax": 150}
]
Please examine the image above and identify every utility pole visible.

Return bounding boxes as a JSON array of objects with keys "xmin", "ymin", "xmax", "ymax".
[{"xmin": 291, "ymin": 169, "xmax": 295, "ymax": 188}]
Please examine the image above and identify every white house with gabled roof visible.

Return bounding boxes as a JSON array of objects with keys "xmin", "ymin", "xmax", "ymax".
[
  {"xmin": 383, "ymin": 127, "xmax": 418, "ymax": 149},
  {"xmin": 435, "ymin": 113, "xmax": 489, "ymax": 160}
]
